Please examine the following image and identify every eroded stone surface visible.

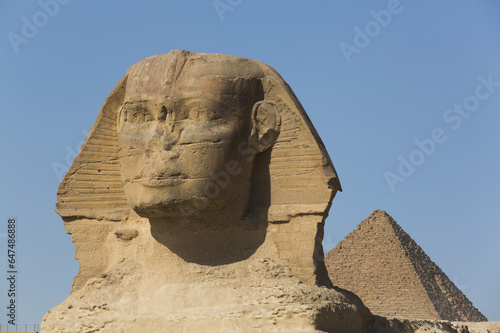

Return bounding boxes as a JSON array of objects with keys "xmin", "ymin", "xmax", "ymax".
[{"xmin": 41, "ymin": 50, "xmax": 376, "ymax": 332}]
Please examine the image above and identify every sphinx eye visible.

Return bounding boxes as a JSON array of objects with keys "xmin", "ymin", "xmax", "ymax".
[
  {"xmin": 122, "ymin": 104, "xmax": 154, "ymax": 124},
  {"xmin": 189, "ymin": 102, "xmax": 220, "ymax": 121}
]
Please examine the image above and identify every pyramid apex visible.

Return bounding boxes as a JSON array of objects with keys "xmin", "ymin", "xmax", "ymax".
[
  {"xmin": 356, "ymin": 209, "xmax": 398, "ymax": 231},
  {"xmin": 369, "ymin": 209, "xmax": 390, "ymax": 217}
]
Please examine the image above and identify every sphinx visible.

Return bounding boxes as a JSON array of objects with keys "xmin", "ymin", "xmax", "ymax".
[{"xmin": 42, "ymin": 50, "xmax": 370, "ymax": 333}]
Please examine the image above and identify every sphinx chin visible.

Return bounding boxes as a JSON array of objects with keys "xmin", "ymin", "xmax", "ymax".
[
  {"xmin": 122, "ymin": 179, "xmax": 245, "ymax": 220},
  {"xmin": 122, "ymin": 188, "xmax": 186, "ymax": 219}
]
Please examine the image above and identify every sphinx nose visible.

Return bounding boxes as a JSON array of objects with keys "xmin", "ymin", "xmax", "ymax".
[{"xmin": 145, "ymin": 122, "xmax": 179, "ymax": 153}]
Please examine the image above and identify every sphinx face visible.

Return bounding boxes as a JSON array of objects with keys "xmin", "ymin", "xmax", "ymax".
[{"xmin": 117, "ymin": 75, "xmax": 258, "ymax": 219}]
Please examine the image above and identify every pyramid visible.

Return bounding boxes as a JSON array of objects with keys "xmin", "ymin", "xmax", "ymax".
[{"xmin": 325, "ymin": 209, "xmax": 487, "ymax": 322}]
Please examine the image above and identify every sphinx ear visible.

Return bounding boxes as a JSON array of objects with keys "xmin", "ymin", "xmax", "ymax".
[{"xmin": 251, "ymin": 100, "xmax": 281, "ymax": 153}]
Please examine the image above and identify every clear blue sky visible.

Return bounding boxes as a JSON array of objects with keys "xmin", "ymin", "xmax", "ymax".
[{"xmin": 0, "ymin": 0, "xmax": 499, "ymax": 325}]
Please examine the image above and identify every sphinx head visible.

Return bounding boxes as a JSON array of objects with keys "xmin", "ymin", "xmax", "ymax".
[
  {"xmin": 117, "ymin": 51, "xmax": 280, "ymax": 220},
  {"xmin": 55, "ymin": 50, "xmax": 340, "ymax": 224}
]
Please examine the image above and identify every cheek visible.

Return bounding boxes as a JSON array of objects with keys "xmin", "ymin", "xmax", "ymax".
[
  {"xmin": 177, "ymin": 120, "xmax": 248, "ymax": 174},
  {"xmin": 117, "ymin": 123, "xmax": 153, "ymax": 154},
  {"xmin": 176, "ymin": 142, "xmax": 239, "ymax": 178}
]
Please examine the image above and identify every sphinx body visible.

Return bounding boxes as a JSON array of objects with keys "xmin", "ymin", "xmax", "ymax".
[{"xmin": 41, "ymin": 50, "xmax": 370, "ymax": 333}]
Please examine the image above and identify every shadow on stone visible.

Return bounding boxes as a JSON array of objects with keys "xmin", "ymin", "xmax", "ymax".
[{"xmin": 149, "ymin": 216, "xmax": 268, "ymax": 265}]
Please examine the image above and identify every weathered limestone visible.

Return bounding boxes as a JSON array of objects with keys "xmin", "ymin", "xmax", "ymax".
[
  {"xmin": 325, "ymin": 210, "xmax": 487, "ymax": 322},
  {"xmin": 41, "ymin": 50, "xmax": 373, "ymax": 332}
]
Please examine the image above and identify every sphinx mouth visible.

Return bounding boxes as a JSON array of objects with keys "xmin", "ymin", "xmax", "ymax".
[{"xmin": 134, "ymin": 173, "xmax": 188, "ymax": 187}]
